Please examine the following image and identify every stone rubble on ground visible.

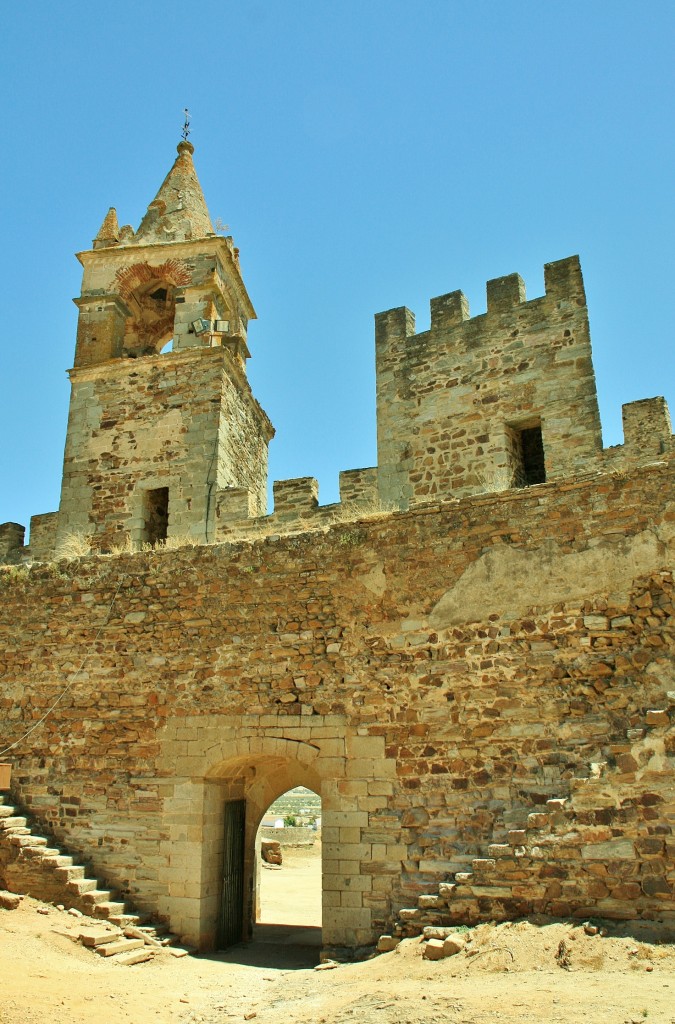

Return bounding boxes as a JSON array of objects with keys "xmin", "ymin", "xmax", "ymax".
[{"xmin": 0, "ymin": 890, "xmax": 21, "ymax": 910}]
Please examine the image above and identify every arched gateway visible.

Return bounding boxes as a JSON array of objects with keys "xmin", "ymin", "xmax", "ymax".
[{"xmin": 156, "ymin": 714, "xmax": 390, "ymax": 951}]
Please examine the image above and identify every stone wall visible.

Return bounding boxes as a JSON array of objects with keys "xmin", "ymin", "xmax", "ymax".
[
  {"xmin": 259, "ymin": 826, "xmax": 316, "ymax": 847},
  {"xmin": 0, "ymin": 455, "xmax": 672, "ymax": 948}
]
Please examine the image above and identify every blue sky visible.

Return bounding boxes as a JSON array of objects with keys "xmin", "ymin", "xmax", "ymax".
[{"xmin": 1, "ymin": 1, "xmax": 673, "ymax": 530}]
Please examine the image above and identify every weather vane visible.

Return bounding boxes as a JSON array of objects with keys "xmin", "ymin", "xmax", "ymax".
[{"xmin": 182, "ymin": 108, "xmax": 191, "ymax": 141}]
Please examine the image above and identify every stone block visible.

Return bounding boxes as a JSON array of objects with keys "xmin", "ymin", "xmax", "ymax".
[
  {"xmin": 423, "ymin": 938, "xmax": 446, "ymax": 960},
  {"xmin": 96, "ymin": 938, "xmax": 146, "ymax": 957},
  {"xmin": 0, "ymin": 891, "xmax": 21, "ymax": 910},
  {"xmin": 115, "ymin": 949, "xmax": 156, "ymax": 966},
  {"xmin": 422, "ymin": 926, "xmax": 456, "ymax": 940},
  {"xmin": 79, "ymin": 928, "xmax": 119, "ymax": 947},
  {"xmin": 442, "ymin": 935, "xmax": 466, "ymax": 956},
  {"xmin": 419, "ymin": 894, "xmax": 442, "ymax": 909},
  {"xmin": 581, "ymin": 839, "xmax": 634, "ymax": 860}
]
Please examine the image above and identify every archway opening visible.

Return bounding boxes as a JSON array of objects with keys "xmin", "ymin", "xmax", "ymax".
[
  {"xmin": 122, "ymin": 279, "xmax": 175, "ymax": 356},
  {"xmin": 257, "ymin": 786, "xmax": 322, "ymax": 941},
  {"xmin": 203, "ymin": 752, "xmax": 323, "ymax": 955}
]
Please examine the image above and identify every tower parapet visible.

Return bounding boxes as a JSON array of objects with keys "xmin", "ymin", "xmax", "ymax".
[{"xmin": 375, "ymin": 255, "xmax": 603, "ymax": 507}]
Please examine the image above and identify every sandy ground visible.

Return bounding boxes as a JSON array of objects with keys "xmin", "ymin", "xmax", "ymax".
[
  {"xmin": 1, "ymin": 844, "xmax": 674, "ymax": 1024},
  {"xmin": 260, "ymin": 844, "xmax": 322, "ymax": 928}
]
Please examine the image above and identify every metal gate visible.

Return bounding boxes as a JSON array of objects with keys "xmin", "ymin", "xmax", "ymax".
[{"xmin": 218, "ymin": 799, "xmax": 246, "ymax": 948}]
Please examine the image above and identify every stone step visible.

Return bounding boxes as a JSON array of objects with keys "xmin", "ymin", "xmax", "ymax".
[
  {"xmin": 66, "ymin": 878, "xmax": 99, "ymax": 896},
  {"xmin": 82, "ymin": 889, "xmax": 118, "ymax": 907},
  {"xmin": 0, "ymin": 795, "xmax": 158, "ymax": 943},
  {"xmin": 115, "ymin": 948, "xmax": 155, "ymax": 966},
  {"xmin": 8, "ymin": 833, "xmax": 37, "ymax": 846},
  {"xmin": 21, "ymin": 843, "xmax": 51, "ymax": 858},
  {"xmin": 79, "ymin": 927, "xmax": 121, "ymax": 948},
  {"xmin": 418, "ymin": 894, "xmax": 443, "ymax": 909},
  {"xmin": 54, "ymin": 865, "xmax": 86, "ymax": 883},
  {"xmin": 471, "ymin": 858, "xmax": 496, "ymax": 872},
  {"xmin": 109, "ymin": 913, "xmax": 146, "ymax": 928},
  {"xmin": 41, "ymin": 854, "xmax": 74, "ymax": 868},
  {"xmin": 0, "ymin": 816, "xmax": 28, "ymax": 830},
  {"xmin": 94, "ymin": 901, "xmax": 127, "ymax": 920},
  {"xmin": 487, "ymin": 843, "xmax": 513, "ymax": 858},
  {"xmin": 24, "ymin": 836, "xmax": 48, "ymax": 848},
  {"xmin": 96, "ymin": 938, "xmax": 145, "ymax": 958},
  {"xmin": 526, "ymin": 812, "xmax": 550, "ymax": 830}
]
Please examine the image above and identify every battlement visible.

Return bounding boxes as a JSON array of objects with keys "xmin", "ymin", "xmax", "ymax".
[
  {"xmin": 378, "ymin": 255, "xmax": 586, "ymax": 346},
  {"xmin": 2, "ymin": 253, "xmax": 673, "ymax": 565},
  {"xmin": 375, "ymin": 256, "xmax": 602, "ymax": 508}
]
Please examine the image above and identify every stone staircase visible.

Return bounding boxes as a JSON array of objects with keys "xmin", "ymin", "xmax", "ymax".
[{"xmin": 0, "ymin": 791, "xmax": 168, "ymax": 934}]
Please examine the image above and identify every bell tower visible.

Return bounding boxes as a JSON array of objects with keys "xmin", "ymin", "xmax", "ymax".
[{"xmin": 55, "ymin": 140, "xmax": 274, "ymax": 552}]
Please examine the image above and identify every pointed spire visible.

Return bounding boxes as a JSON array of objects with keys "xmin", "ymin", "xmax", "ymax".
[
  {"xmin": 93, "ymin": 207, "xmax": 120, "ymax": 249},
  {"xmin": 134, "ymin": 141, "xmax": 215, "ymax": 244}
]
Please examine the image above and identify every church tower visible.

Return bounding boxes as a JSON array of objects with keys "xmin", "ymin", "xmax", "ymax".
[{"xmin": 55, "ymin": 140, "xmax": 274, "ymax": 552}]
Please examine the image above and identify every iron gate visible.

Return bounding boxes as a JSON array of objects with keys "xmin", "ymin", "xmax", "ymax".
[{"xmin": 218, "ymin": 798, "xmax": 246, "ymax": 948}]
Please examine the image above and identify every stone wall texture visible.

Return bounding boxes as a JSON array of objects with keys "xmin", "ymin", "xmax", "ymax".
[
  {"xmin": 1, "ymin": 455, "xmax": 673, "ymax": 949},
  {"xmin": 57, "ymin": 346, "xmax": 271, "ymax": 553}
]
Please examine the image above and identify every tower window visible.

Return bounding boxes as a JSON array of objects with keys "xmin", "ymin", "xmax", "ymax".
[
  {"xmin": 142, "ymin": 487, "xmax": 169, "ymax": 545},
  {"xmin": 514, "ymin": 424, "xmax": 546, "ymax": 486}
]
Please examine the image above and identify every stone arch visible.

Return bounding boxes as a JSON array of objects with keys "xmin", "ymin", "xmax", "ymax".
[
  {"xmin": 156, "ymin": 715, "xmax": 354, "ymax": 952},
  {"xmin": 206, "ymin": 746, "xmax": 323, "ymax": 945},
  {"xmin": 115, "ymin": 260, "xmax": 191, "ymax": 358}
]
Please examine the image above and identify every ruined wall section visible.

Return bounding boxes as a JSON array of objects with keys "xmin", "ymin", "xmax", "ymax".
[
  {"xmin": 604, "ymin": 396, "xmax": 674, "ymax": 470},
  {"xmin": 56, "ymin": 345, "xmax": 271, "ymax": 553},
  {"xmin": 0, "ymin": 457, "xmax": 672, "ymax": 945},
  {"xmin": 375, "ymin": 256, "xmax": 603, "ymax": 507}
]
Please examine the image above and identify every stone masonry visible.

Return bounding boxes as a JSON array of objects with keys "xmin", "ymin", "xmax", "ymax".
[{"xmin": 0, "ymin": 139, "xmax": 673, "ymax": 953}]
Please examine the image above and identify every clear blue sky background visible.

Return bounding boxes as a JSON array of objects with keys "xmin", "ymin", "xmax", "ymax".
[{"xmin": 1, "ymin": 1, "xmax": 673, "ymax": 530}]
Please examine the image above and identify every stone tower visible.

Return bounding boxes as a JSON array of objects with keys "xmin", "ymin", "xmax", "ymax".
[
  {"xmin": 374, "ymin": 256, "xmax": 604, "ymax": 508},
  {"xmin": 55, "ymin": 140, "xmax": 274, "ymax": 552}
]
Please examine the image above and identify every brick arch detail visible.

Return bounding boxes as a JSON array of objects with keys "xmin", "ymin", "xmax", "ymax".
[{"xmin": 115, "ymin": 259, "xmax": 191, "ymax": 301}]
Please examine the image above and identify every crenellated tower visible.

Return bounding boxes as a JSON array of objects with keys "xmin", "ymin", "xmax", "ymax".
[
  {"xmin": 374, "ymin": 256, "xmax": 605, "ymax": 508},
  {"xmin": 53, "ymin": 140, "xmax": 274, "ymax": 552}
]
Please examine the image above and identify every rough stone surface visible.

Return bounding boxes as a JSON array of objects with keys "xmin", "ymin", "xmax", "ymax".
[
  {"xmin": 442, "ymin": 936, "xmax": 465, "ymax": 956},
  {"xmin": 0, "ymin": 890, "xmax": 21, "ymax": 910},
  {"xmin": 423, "ymin": 938, "xmax": 446, "ymax": 960}
]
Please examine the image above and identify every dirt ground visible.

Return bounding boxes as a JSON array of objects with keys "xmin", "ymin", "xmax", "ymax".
[{"xmin": 1, "ymin": 843, "xmax": 674, "ymax": 1024}]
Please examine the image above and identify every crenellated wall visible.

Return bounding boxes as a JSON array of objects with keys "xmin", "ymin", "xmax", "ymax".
[
  {"xmin": 374, "ymin": 256, "xmax": 603, "ymax": 507},
  {"xmin": 3, "ymin": 256, "xmax": 673, "ymax": 562},
  {"xmin": 0, "ymin": 455, "xmax": 673, "ymax": 948}
]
